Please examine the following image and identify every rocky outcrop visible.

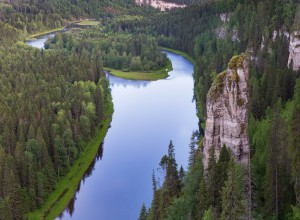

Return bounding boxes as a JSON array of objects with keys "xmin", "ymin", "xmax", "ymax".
[
  {"xmin": 135, "ymin": 0, "xmax": 186, "ymax": 11},
  {"xmin": 215, "ymin": 13, "xmax": 239, "ymax": 42},
  {"xmin": 288, "ymin": 31, "xmax": 300, "ymax": 71},
  {"xmin": 203, "ymin": 55, "xmax": 249, "ymax": 168}
]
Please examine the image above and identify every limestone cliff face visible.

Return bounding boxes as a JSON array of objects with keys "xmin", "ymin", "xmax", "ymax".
[
  {"xmin": 203, "ymin": 55, "xmax": 249, "ymax": 168},
  {"xmin": 135, "ymin": 0, "xmax": 186, "ymax": 11},
  {"xmin": 288, "ymin": 31, "xmax": 300, "ymax": 71}
]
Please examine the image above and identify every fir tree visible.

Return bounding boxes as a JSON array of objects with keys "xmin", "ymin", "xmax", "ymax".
[
  {"xmin": 138, "ymin": 203, "xmax": 148, "ymax": 220},
  {"xmin": 221, "ymin": 160, "xmax": 247, "ymax": 220}
]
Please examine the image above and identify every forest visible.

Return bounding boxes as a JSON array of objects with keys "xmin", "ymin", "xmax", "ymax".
[
  {"xmin": 45, "ymin": 26, "xmax": 168, "ymax": 72},
  {"xmin": 0, "ymin": 0, "xmax": 300, "ymax": 219},
  {"xmin": 134, "ymin": 0, "xmax": 300, "ymax": 219},
  {"xmin": 0, "ymin": 21, "xmax": 112, "ymax": 219},
  {"xmin": 0, "ymin": 0, "xmax": 153, "ymax": 34}
]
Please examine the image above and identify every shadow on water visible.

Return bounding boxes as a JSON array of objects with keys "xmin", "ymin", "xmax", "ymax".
[{"xmin": 57, "ymin": 142, "xmax": 105, "ymax": 219}]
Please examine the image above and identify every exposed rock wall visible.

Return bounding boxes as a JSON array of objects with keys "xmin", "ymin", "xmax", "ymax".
[
  {"xmin": 288, "ymin": 31, "xmax": 300, "ymax": 71},
  {"xmin": 135, "ymin": 0, "xmax": 186, "ymax": 11},
  {"xmin": 203, "ymin": 55, "xmax": 249, "ymax": 168}
]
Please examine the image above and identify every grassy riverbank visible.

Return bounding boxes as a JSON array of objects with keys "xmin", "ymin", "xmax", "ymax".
[
  {"xmin": 27, "ymin": 100, "xmax": 113, "ymax": 220},
  {"xmin": 27, "ymin": 19, "xmax": 100, "ymax": 40},
  {"xmin": 162, "ymin": 47, "xmax": 195, "ymax": 65},
  {"xmin": 105, "ymin": 60, "xmax": 172, "ymax": 81},
  {"xmin": 27, "ymin": 26, "xmax": 66, "ymax": 40}
]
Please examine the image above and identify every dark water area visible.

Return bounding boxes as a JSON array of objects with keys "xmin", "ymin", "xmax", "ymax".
[{"xmin": 26, "ymin": 36, "xmax": 198, "ymax": 220}]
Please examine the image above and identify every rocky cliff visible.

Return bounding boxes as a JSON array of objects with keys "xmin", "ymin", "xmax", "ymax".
[
  {"xmin": 135, "ymin": 0, "xmax": 186, "ymax": 11},
  {"xmin": 203, "ymin": 55, "xmax": 249, "ymax": 168},
  {"xmin": 288, "ymin": 31, "xmax": 300, "ymax": 71}
]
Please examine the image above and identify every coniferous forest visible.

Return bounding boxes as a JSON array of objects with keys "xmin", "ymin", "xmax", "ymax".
[{"xmin": 0, "ymin": 0, "xmax": 300, "ymax": 219}]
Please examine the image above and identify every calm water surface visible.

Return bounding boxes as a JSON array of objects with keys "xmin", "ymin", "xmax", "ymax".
[
  {"xmin": 26, "ymin": 36, "xmax": 198, "ymax": 220},
  {"xmin": 26, "ymin": 33, "xmax": 55, "ymax": 49}
]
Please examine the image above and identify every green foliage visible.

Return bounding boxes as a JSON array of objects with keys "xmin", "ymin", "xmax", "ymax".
[
  {"xmin": 46, "ymin": 27, "xmax": 168, "ymax": 73},
  {"xmin": 203, "ymin": 207, "xmax": 216, "ymax": 220},
  {"xmin": 220, "ymin": 160, "xmax": 247, "ymax": 220},
  {"xmin": 0, "ymin": 0, "xmax": 144, "ymax": 34},
  {"xmin": 228, "ymin": 55, "xmax": 244, "ymax": 69},
  {"xmin": 139, "ymin": 203, "xmax": 149, "ymax": 220},
  {"xmin": 0, "ymin": 41, "xmax": 109, "ymax": 218}
]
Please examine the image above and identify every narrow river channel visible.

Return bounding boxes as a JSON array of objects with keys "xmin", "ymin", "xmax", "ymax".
[{"xmin": 27, "ymin": 35, "xmax": 198, "ymax": 220}]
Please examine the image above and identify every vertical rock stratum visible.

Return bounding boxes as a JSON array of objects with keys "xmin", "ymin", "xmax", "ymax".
[
  {"xmin": 288, "ymin": 31, "xmax": 300, "ymax": 71},
  {"xmin": 203, "ymin": 55, "xmax": 249, "ymax": 168}
]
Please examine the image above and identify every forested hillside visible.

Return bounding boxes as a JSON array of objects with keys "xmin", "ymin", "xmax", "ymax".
[
  {"xmin": 45, "ymin": 26, "xmax": 168, "ymax": 72},
  {"xmin": 134, "ymin": 0, "xmax": 300, "ymax": 219},
  {"xmin": 0, "ymin": 0, "xmax": 147, "ymax": 33},
  {"xmin": 0, "ymin": 22, "xmax": 112, "ymax": 219}
]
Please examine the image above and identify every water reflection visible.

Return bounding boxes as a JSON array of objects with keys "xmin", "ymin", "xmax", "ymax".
[{"xmin": 106, "ymin": 72, "xmax": 151, "ymax": 88}]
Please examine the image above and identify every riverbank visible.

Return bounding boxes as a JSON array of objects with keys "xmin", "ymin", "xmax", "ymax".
[
  {"xmin": 105, "ymin": 59, "xmax": 173, "ymax": 81},
  {"xmin": 27, "ymin": 99, "xmax": 114, "ymax": 220},
  {"xmin": 27, "ymin": 19, "xmax": 100, "ymax": 40},
  {"xmin": 162, "ymin": 47, "xmax": 195, "ymax": 65},
  {"xmin": 27, "ymin": 26, "xmax": 66, "ymax": 40}
]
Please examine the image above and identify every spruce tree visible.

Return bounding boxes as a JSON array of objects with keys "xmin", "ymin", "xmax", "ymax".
[
  {"xmin": 158, "ymin": 141, "xmax": 181, "ymax": 219},
  {"xmin": 220, "ymin": 160, "xmax": 247, "ymax": 220},
  {"xmin": 138, "ymin": 203, "xmax": 148, "ymax": 220},
  {"xmin": 290, "ymin": 79, "xmax": 300, "ymax": 205},
  {"xmin": 205, "ymin": 146, "xmax": 218, "ymax": 209}
]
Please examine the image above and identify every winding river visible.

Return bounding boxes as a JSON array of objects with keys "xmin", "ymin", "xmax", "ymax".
[{"xmin": 27, "ymin": 35, "xmax": 198, "ymax": 220}]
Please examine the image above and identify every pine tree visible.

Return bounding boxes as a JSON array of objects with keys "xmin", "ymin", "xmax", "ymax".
[
  {"xmin": 138, "ymin": 203, "xmax": 148, "ymax": 220},
  {"xmin": 148, "ymin": 170, "xmax": 159, "ymax": 220},
  {"xmin": 165, "ymin": 140, "xmax": 181, "ymax": 197},
  {"xmin": 178, "ymin": 166, "xmax": 185, "ymax": 189},
  {"xmin": 215, "ymin": 145, "xmax": 231, "ymax": 215},
  {"xmin": 94, "ymin": 85, "xmax": 104, "ymax": 124},
  {"xmin": 205, "ymin": 146, "xmax": 218, "ymax": 209},
  {"xmin": 221, "ymin": 160, "xmax": 247, "ymax": 220},
  {"xmin": 158, "ymin": 141, "xmax": 181, "ymax": 219},
  {"xmin": 189, "ymin": 131, "xmax": 199, "ymax": 167},
  {"xmin": 290, "ymin": 79, "xmax": 300, "ymax": 206},
  {"xmin": 196, "ymin": 180, "xmax": 208, "ymax": 220}
]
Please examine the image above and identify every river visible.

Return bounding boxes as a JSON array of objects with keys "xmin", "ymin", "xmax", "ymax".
[{"xmin": 26, "ymin": 34, "xmax": 198, "ymax": 220}]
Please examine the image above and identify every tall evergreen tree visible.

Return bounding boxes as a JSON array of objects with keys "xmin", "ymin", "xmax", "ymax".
[
  {"xmin": 138, "ymin": 203, "xmax": 149, "ymax": 220},
  {"xmin": 221, "ymin": 160, "xmax": 247, "ymax": 220},
  {"xmin": 290, "ymin": 80, "xmax": 300, "ymax": 206},
  {"xmin": 205, "ymin": 146, "xmax": 218, "ymax": 209}
]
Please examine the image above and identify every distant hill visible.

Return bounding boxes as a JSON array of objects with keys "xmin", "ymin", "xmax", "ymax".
[{"xmin": 0, "ymin": 0, "xmax": 137, "ymax": 33}]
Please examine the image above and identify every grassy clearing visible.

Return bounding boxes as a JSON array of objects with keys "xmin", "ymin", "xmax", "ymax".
[
  {"xmin": 162, "ymin": 47, "xmax": 195, "ymax": 65},
  {"xmin": 27, "ymin": 101, "xmax": 113, "ymax": 220},
  {"xmin": 105, "ymin": 60, "xmax": 173, "ymax": 81},
  {"xmin": 76, "ymin": 20, "xmax": 100, "ymax": 26}
]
